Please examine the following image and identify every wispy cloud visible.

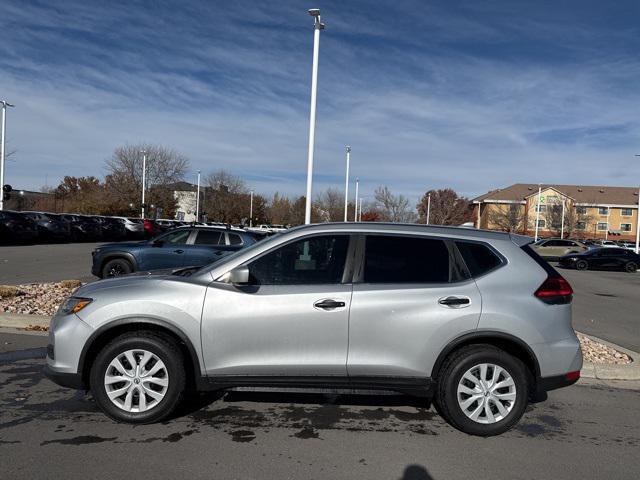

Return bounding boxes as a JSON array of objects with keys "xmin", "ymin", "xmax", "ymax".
[{"xmin": 0, "ymin": 0, "xmax": 639, "ymax": 204}]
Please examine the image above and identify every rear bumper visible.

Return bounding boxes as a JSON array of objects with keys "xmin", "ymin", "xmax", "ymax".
[
  {"xmin": 43, "ymin": 365, "xmax": 86, "ymax": 390},
  {"xmin": 537, "ymin": 371, "xmax": 580, "ymax": 393}
]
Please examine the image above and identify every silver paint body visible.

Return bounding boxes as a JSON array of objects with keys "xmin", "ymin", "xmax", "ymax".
[{"xmin": 47, "ymin": 223, "xmax": 582, "ymax": 383}]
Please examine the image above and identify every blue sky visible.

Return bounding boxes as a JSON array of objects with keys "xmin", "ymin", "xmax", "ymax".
[{"xmin": 1, "ymin": 0, "xmax": 639, "ymax": 204}]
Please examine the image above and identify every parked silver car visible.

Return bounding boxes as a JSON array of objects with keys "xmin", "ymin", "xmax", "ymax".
[{"xmin": 44, "ymin": 223, "xmax": 582, "ymax": 436}]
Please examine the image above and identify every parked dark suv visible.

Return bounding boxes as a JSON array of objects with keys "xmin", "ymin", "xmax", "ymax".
[
  {"xmin": 0, "ymin": 211, "xmax": 39, "ymax": 244},
  {"xmin": 91, "ymin": 226, "xmax": 259, "ymax": 278}
]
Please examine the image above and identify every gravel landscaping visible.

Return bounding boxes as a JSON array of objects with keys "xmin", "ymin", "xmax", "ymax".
[
  {"xmin": 0, "ymin": 280, "xmax": 82, "ymax": 316},
  {"xmin": 0, "ymin": 281, "xmax": 635, "ymax": 366}
]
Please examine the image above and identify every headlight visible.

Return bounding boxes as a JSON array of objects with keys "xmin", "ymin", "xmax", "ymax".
[{"xmin": 58, "ymin": 297, "xmax": 93, "ymax": 315}]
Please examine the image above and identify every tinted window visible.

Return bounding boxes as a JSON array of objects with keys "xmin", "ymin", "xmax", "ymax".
[
  {"xmin": 159, "ymin": 229, "xmax": 191, "ymax": 244},
  {"xmin": 364, "ymin": 235, "xmax": 450, "ymax": 284},
  {"xmin": 602, "ymin": 249, "xmax": 626, "ymax": 256},
  {"xmin": 248, "ymin": 235, "xmax": 349, "ymax": 285},
  {"xmin": 228, "ymin": 233, "xmax": 242, "ymax": 245},
  {"xmin": 456, "ymin": 242, "xmax": 502, "ymax": 277},
  {"xmin": 194, "ymin": 230, "xmax": 222, "ymax": 245}
]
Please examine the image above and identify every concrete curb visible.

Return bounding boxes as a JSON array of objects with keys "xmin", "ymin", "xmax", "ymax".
[
  {"xmin": 577, "ymin": 332, "xmax": 640, "ymax": 381},
  {"xmin": 0, "ymin": 313, "xmax": 51, "ymax": 329},
  {"xmin": 1, "ymin": 314, "xmax": 638, "ymax": 380}
]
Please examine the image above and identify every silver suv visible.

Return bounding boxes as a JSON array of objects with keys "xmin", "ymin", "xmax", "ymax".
[{"xmin": 44, "ymin": 223, "xmax": 582, "ymax": 436}]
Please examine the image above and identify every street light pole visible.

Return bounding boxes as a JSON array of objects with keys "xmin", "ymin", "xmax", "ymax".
[
  {"xmin": 560, "ymin": 197, "xmax": 566, "ymax": 239},
  {"xmin": 0, "ymin": 100, "xmax": 15, "ymax": 212},
  {"xmin": 195, "ymin": 170, "xmax": 201, "ymax": 222},
  {"xmin": 249, "ymin": 190, "xmax": 254, "ymax": 227},
  {"xmin": 140, "ymin": 150, "xmax": 147, "ymax": 219},
  {"xmin": 344, "ymin": 146, "xmax": 350, "ymax": 222},
  {"xmin": 534, "ymin": 184, "xmax": 542, "ymax": 242},
  {"xmin": 635, "ymin": 155, "xmax": 640, "ymax": 254},
  {"xmin": 304, "ymin": 8, "xmax": 325, "ymax": 225},
  {"xmin": 426, "ymin": 193, "xmax": 431, "ymax": 225},
  {"xmin": 354, "ymin": 177, "xmax": 359, "ymax": 222}
]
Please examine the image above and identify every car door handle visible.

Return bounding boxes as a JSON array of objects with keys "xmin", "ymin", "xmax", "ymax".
[
  {"xmin": 314, "ymin": 299, "xmax": 346, "ymax": 310},
  {"xmin": 438, "ymin": 296, "xmax": 470, "ymax": 307},
  {"xmin": 174, "ymin": 249, "xmax": 184, "ymax": 254}
]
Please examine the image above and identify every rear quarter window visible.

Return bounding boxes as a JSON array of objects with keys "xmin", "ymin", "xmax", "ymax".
[{"xmin": 456, "ymin": 241, "xmax": 503, "ymax": 277}]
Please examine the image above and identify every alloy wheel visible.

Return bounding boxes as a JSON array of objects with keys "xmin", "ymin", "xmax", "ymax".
[
  {"xmin": 456, "ymin": 363, "xmax": 516, "ymax": 424},
  {"xmin": 104, "ymin": 349, "xmax": 169, "ymax": 413}
]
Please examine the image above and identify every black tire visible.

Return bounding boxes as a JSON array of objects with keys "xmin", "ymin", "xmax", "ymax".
[
  {"xmin": 435, "ymin": 345, "xmax": 529, "ymax": 436},
  {"xmin": 624, "ymin": 261, "xmax": 637, "ymax": 273},
  {"xmin": 90, "ymin": 331, "xmax": 186, "ymax": 424},
  {"xmin": 575, "ymin": 259, "xmax": 588, "ymax": 271},
  {"xmin": 101, "ymin": 258, "xmax": 133, "ymax": 278}
]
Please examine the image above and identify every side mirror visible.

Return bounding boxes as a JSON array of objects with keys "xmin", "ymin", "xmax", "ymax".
[{"xmin": 229, "ymin": 265, "xmax": 249, "ymax": 285}]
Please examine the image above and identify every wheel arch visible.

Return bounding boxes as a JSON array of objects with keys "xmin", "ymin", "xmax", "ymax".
[
  {"xmin": 78, "ymin": 318, "xmax": 202, "ymax": 390},
  {"xmin": 432, "ymin": 331, "xmax": 541, "ymax": 387}
]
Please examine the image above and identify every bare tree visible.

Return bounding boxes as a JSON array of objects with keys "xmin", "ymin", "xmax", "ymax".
[
  {"xmin": 417, "ymin": 188, "xmax": 471, "ymax": 226},
  {"xmin": 488, "ymin": 203, "xmax": 526, "ymax": 232},
  {"xmin": 545, "ymin": 199, "xmax": 596, "ymax": 238},
  {"xmin": 105, "ymin": 144, "xmax": 189, "ymax": 216},
  {"xmin": 315, "ymin": 188, "xmax": 344, "ymax": 222},
  {"xmin": 202, "ymin": 170, "xmax": 249, "ymax": 223},
  {"xmin": 374, "ymin": 186, "xmax": 416, "ymax": 223}
]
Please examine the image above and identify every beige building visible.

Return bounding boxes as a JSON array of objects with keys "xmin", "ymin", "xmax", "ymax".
[{"xmin": 472, "ymin": 184, "xmax": 639, "ymax": 241}]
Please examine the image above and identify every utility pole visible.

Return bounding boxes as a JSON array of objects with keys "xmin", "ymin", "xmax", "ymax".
[
  {"xmin": 560, "ymin": 197, "xmax": 566, "ymax": 239},
  {"xmin": 534, "ymin": 184, "xmax": 542, "ymax": 242},
  {"xmin": 344, "ymin": 146, "xmax": 350, "ymax": 222},
  {"xmin": 635, "ymin": 155, "xmax": 640, "ymax": 254},
  {"xmin": 140, "ymin": 150, "xmax": 147, "ymax": 219},
  {"xmin": 195, "ymin": 170, "xmax": 201, "ymax": 222},
  {"xmin": 0, "ymin": 100, "xmax": 15, "ymax": 212},
  {"xmin": 304, "ymin": 8, "xmax": 325, "ymax": 224}
]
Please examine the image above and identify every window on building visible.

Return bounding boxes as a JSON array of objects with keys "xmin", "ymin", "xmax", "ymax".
[
  {"xmin": 536, "ymin": 219, "xmax": 546, "ymax": 228},
  {"xmin": 597, "ymin": 222, "xmax": 608, "ymax": 231},
  {"xmin": 621, "ymin": 208, "xmax": 633, "ymax": 216},
  {"xmin": 576, "ymin": 206, "xmax": 587, "ymax": 214},
  {"xmin": 535, "ymin": 204, "xmax": 547, "ymax": 213},
  {"xmin": 598, "ymin": 207, "xmax": 609, "ymax": 215},
  {"xmin": 364, "ymin": 235, "xmax": 451, "ymax": 284},
  {"xmin": 620, "ymin": 223, "xmax": 632, "ymax": 232},
  {"xmin": 576, "ymin": 221, "xmax": 586, "ymax": 230}
]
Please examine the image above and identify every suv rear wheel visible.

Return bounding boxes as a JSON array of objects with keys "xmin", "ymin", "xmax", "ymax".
[
  {"xmin": 624, "ymin": 261, "xmax": 637, "ymax": 273},
  {"xmin": 90, "ymin": 332, "xmax": 186, "ymax": 424},
  {"xmin": 435, "ymin": 345, "xmax": 529, "ymax": 436}
]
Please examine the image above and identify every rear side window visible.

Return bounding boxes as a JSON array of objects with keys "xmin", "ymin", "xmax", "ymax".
[
  {"xmin": 227, "ymin": 233, "xmax": 242, "ymax": 245},
  {"xmin": 194, "ymin": 230, "xmax": 222, "ymax": 245},
  {"xmin": 364, "ymin": 235, "xmax": 450, "ymax": 283},
  {"xmin": 456, "ymin": 242, "xmax": 503, "ymax": 277}
]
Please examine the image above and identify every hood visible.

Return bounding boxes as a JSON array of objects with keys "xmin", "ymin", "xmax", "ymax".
[{"xmin": 74, "ymin": 274, "xmax": 167, "ymax": 297}]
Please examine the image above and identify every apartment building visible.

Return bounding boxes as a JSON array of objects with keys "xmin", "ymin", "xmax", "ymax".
[{"xmin": 472, "ymin": 183, "xmax": 639, "ymax": 240}]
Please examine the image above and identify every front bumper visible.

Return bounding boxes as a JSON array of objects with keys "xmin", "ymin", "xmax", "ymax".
[{"xmin": 43, "ymin": 365, "xmax": 86, "ymax": 389}]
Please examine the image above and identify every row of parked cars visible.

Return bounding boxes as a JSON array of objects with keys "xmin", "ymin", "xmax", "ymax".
[
  {"xmin": 0, "ymin": 210, "xmax": 280, "ymax": 245},
  {"xmin": 532, "ymin": 238, "xmax": 639, "ymax": 273}
]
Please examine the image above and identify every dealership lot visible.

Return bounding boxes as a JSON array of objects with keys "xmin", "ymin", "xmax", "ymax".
[{"xmin": 0, "ymin": 332, "xmax": 638, "ymax": 479}]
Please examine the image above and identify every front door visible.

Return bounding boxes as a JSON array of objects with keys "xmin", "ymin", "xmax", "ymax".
[
  {"xmin": 201, "ymin": 234, "xmax": 353, "ymax": 377},
  {"xmin": 141, "ymin": 228, "xmax": 191, "ymax": 270},
  {"xmin": 347, "ymin": 235, "xmax": 482, "ymax": 378}
]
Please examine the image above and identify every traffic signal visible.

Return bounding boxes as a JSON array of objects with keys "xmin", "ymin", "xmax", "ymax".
[{"xmin": 2, "ymin": 184, "xmax": 11, "ymax": 201}]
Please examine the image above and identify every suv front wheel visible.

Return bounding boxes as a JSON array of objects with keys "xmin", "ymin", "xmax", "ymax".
[
  {"xmin": 435, "ymin": 345, "xmax": 529, "ymax": 436},
  {"xmin": 90, "ymin": 332, "xmax": 186, "ymax": 424}
]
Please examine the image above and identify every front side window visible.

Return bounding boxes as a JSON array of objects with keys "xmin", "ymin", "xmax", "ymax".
[
  {"xmin": 159, "ymin": 229, "xmax": 191, "ymax": 244},
  {"xmin": 248, "ymin": 235, "xmax": 349, "ymax": 285},
  {"xmin": 364, "ymin": 235, "xmax": 450, "ymax": 284}
]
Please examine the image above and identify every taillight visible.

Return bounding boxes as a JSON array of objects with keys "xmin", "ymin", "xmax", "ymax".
[{"xmin": 534, "ymin": 275, "xmax": 573, "ymax": 305}]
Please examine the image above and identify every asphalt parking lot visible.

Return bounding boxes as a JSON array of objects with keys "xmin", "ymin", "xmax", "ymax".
[{"xmin": 0, "ymin": 332, "xmax": 639, "ymax": 480}]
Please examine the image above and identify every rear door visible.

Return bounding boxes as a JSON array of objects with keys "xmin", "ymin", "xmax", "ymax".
[{"xmin": 347, "ymin": 234, "xmax": 482, "ymax": 379}]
